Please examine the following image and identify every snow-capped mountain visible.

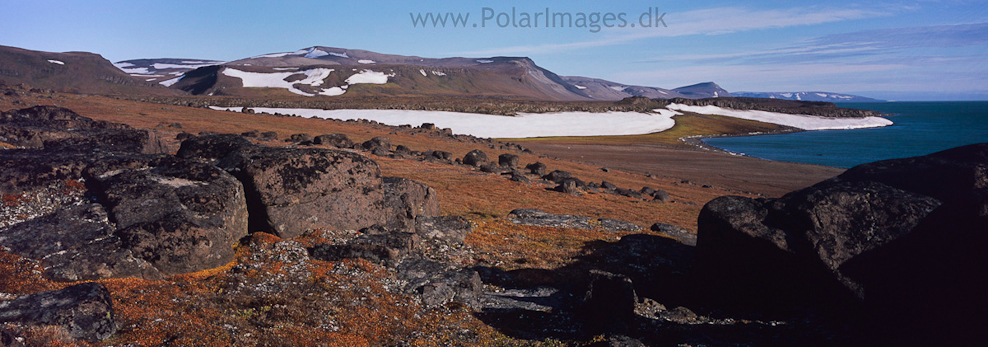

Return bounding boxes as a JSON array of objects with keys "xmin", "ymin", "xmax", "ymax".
[
  {"xmin": 113, "ymin": 59, "xmax": 225, "ymax": 85},
  {"xmin": 733, "ymin": 91, "xmax": 882, "ymax": 102}
]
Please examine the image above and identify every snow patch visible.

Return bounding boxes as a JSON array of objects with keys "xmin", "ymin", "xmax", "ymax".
[
  {"xmin": 476, "ymin": 59, "xmax": 494, "ymax": 63},
  {"xmin": 345, "ymin": 70, "xmax": 393, "ymax": 84},
  {"xmin": 114, "ymin": 62, "xmax": 135, "ymax": 68},
  {"xmin": 608, "ymin": 86, "xmax": 626, "ymax": 92},
  {"xmin": 357, "ymin": 59, "xmax": 376, "ymax": 64},
  {"xmin": 254, "ymin": 52, "xmax": 291, "ymax": 58},
  {"xmin": 665, "ymin": 104, "xmax": 893, "ymax": 130},
  {"xmin": 780, "ymin": 93, "xmax": 793, "ymax": 98},
  {"xmin": 153, "ymin": 63, "xmax": 214, "ymax": 70},
  {"xmin": 160, "ymin": 76, "xmax": 184, "ymax": 87},
  {"xmin": 120, "ymin": 67, "xmax": 150, "ymax": 75},
  {"xmin": 319, "ymin": 87, "xmax": 346, "ymax": 96},
  {"xmin": 47, "ymin": 59, "xmax": 64, "ymax": 65},
  {"xmin": 208, "ymin": 107, "xmax": 677, "ymax": 138},
  {"xmin": 816, "ymin": 93, "xmax": 828, "ymax": 98},
  {"xmin": 574, "ymin": 85, "xmax": 587, "ymax": 90},
  {"xmin": 431, "ymin": 71, "xmax": 446, "ymax": 76},
  {"xmin": 328, "ymin": 51, "xmax": 349, "ymax": 58},
  {"xmin": 222, "ymin": 67, "xmax": 335, "ymax": 96},
  {"xmin": 273, "ymin": 67, "xmax": 299, "ymax": 71},
  {"xmin": 304, "ymin": 48, "xmax": 329, "ymax": 59},
  {"xmin": 419, "ymin": 69, "xmax": 427, "ymax": 77}
]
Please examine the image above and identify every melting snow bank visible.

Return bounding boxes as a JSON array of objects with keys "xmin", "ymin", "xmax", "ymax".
[
  {"xmin": 665, "ymin": 104, "xmax": 892, "ymax": 130},
  {"xmin": 209, "ymin": 107, "xmax": 676, "ymax": 138}
]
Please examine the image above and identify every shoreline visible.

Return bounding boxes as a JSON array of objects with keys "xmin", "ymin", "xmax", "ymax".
[{"xmin": 678, "ymin": 126, "xmax": 803, "ymax": 154}]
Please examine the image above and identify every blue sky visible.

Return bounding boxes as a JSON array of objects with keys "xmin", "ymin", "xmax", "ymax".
[{"xmin": 3, "ymin": 0, "xmax": 987, "ymax": 100}]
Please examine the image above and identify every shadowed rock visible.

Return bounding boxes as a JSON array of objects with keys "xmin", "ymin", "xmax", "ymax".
[
  {"xmin": 582, "ymin": 270, "xmax": 638, "ymax": 332},
  {"xmin": 0, "ymin": 283, "xmax": 116, "ymax": 342},
  {"xmin": 696, "ymin": 143, "xmax": 988, "ymax": 344}
]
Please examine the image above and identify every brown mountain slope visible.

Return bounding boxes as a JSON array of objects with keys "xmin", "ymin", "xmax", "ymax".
[{"xmin": 0, "ymin": 45, "xmax": 183, "ymax": 96}]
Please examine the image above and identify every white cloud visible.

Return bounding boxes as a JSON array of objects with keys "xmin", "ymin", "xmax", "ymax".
[{"xmin": 460, "ymin": 6, "xmax": 887, "ymax": 56}]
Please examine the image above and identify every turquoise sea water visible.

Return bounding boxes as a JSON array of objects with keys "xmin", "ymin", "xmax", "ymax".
[{"xmin": 701, "ymin": 101, "xmax": 988, "ymax": 168}]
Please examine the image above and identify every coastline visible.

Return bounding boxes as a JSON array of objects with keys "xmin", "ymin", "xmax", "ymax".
[{"xmin": 678, "ymin": 126, "xmax": 803, "ymax": 154}]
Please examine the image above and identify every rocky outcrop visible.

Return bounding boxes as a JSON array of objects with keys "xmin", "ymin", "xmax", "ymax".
[
  {"xmin": 0, "ymin": 283, "xmax": 116, "ymax": 342},
  {"xmin": 507, "ymin": 209, "xmax": 645, "ymax": 233},
  {"xmin": 217, "ymin": 146, "xmax": 386, "ymax": 238},
  {"xmin": 0, "ymin": 106, "xmax": 167, "ymax": 154},
  {"xmin": 696, "ymin": 143, "xmax": 988, "ymax": 344},
  {"xmin": 178, "ymin": 134, "xmax": 440, "ymax": 238},
  {"xmin": 1, "ymin": 106, "xmax": 443, "ymax": 286},
  {"xmin": 92, "ymin": 157, "xmax": 249, "ymax": 275}
]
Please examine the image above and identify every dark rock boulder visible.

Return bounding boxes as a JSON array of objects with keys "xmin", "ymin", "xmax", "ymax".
[
  {"xmin": 309, "ymin": 231, "xmax": 420, "ymax": 267},
  {"xmin": 640, "ymin": 187, "xmax": 656, "ymax": 196},
  {"xmin": 586, "ymin": 335, "xmax": 646, "ymax": 347},
  {"xmin": 832, "ymin": 143, "xmax": 988, "ymax": 201},
  {"xmin": 0, "ymin": 282, "xmax": 116, "ymax": 342},
  {"xmin": 217, "ymin": 146, "xmax": 386, "ymax": 238},
  {"xmin": 505, "ymin": 170, "xmax": 531, "ymax": 183},
  {"xmin": 651, "ymin": 189, "xmax": 671, "ymax": 202},
  {"xmin": 383, "ymin": 177, "xmax": 441, "ymax": 231},
  {"xmin": 601, "ymin": 181, "xmax": 618, "ymax": 190},
  {"xmin": 176, "ymin": 133, "xmax": 254, "ymax": 162},
  {"xmin": 598, "ymin": 219, "xmax": 642, "ymax": 233},
  {"xmin": 479, "ymin": 162, "xmax": 503, "ymax": 173},
  {"xmin": 286, "ymin": 133, "xmax": 313, "ymax": 143},
  {"xmin": 582, "ymin": 270, "xmax": 638, "ymax": 332},
  {"xmin": 463, "ymin": 149, "xmax": 488, "ymax": 167},
  {"xmin": 92, "ymin": 156, "xmax": 249, "ymax": 275},
  {"xmin": 498, "ymin": 153, "xmax": 519, "ymax": 168},
  {"xmin": 543, "ymin": 170, "xmax": 572, "ymax": 183},
  {"xmin": 313, "ymin": 133, "xmax": 353, "ymax": 148},
  {"xmin": 554, "ymin": 179, "xmax": 582, "ymax": 196},
  {"xmin": 393, "ymin": 145, "xmax": 412, "ymax": 157},
  {"xmin": 615, "ymin": 188, "xmax": 643, "ymax": 199},
  {"xmin": 650, "ymin": 223, "xmax": 695, "ymax": 246},
  {"xmin": 423, "ymin": 150, "xmax": 452, "ymax": 163},
  {"xmin": 507, "ymin": 209, "xmax": 594, "ymax": 230},
  {"xmin": 259, "ymin": 131, "xmax": 278, "ymax": 141},
  {"xmin": 397, "ymin": 259, "xmax": 483, "ymax": 309},
  {"xmin": 0, "ymin": 203, "xmax": 161, "ymax": 281},
  {"xmin": 361, "ymin": 136, "xmax": 391, "ymax": 151},
  {"xmin": 526, "ymin": 162, "xmax": 547, "ymax": 176},
  {"xmin": 696, "ymin": 143, "xmax": 988, "ymax": 343},
  {"xmin": 414, "ymin": 215, "xmax": 473, "ymax": 244},
  {"xmin": 0, "ymin": 106, "xmax": 167, "ymax": 154}
]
